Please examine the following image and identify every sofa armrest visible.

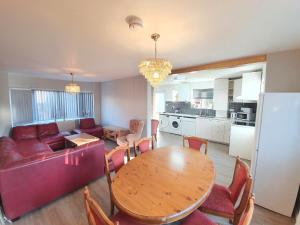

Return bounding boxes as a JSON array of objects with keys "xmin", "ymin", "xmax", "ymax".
[{"xmin": 0, "ymin": 140, "xmax": 105, "ymax": 220}]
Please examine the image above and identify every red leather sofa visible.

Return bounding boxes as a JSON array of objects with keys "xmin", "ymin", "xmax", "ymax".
[
  {"xmin": 73, "ymin": 118, "xmax": 104, "ymax": 138},
  {"xmin": 0, "ymin": 124, "xmax": 105, "ymax": 220}
]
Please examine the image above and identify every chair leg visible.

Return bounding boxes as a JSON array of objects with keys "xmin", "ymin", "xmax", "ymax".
[{"xmin": 110, "ymin": 200, "xmax": 115, "ymax": 216}]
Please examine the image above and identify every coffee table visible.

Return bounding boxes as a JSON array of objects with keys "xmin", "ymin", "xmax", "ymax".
[
  {"xmin": 103, "ymin": 126, "xmax": 130, "ymax": 142},
  {"xmin": 65, "ymin": 133, "xmax": 99, "ymax": 147}
]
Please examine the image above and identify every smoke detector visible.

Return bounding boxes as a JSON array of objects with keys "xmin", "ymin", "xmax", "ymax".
[{"xmin": 125, "ymin": 15, "xmax": 143, "ymax": 31}]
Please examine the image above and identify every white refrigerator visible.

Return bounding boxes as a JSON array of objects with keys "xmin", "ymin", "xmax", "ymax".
[{"xmin": 252, "ymin": 93, "xmax": 300, "ymax": 217}]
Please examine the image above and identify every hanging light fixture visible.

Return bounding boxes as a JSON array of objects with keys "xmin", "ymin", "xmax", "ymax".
[
  {"xmin": 138, "ymin": 33, "xmax": 172, "ymax": 87},
  {"xmin": 65, "ymin": 73, "xmax": 80, "ymax": 93}
]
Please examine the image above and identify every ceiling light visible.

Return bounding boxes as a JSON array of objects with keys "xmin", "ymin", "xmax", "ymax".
[
  {"xmin": 125, "ymin": 15, "xmax": 143, "ymax": 31},
  {"xmin": 138, "ymin": 33, "xmax": 172, "ymax": 87},
  {"xmin": 65, "ymin": 73, "xmax": 80, "ymax": 93}
]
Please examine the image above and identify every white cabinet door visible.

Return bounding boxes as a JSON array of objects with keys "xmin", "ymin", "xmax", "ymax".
[
  {"xmin": 210, "ymin": 119, "xmax": 225, "ymax": 142},
  {"xmin": 196, "ymin": 118, "xmax": 211, "ymax": 140},
  {"xmin": 223, "ymin": 120, "xmax": 231, "ymax": 144},
  {"xmin": 178, "ymin": 84, "xmax": 191, "ymax": 102},
  {"xmin": 233, "ymin": 79, "xmax": 242, "ymax": 101},
  {"xmin": 213, "ymin": 79, "xmax": 228, "ymax": 111},
  {"xmin": 241, "ymin": 72, "xmax": 261, "ymax": 101},
  {"xmin": 181, "ymin": 118, "xmax": 196, "ymax": 136}
]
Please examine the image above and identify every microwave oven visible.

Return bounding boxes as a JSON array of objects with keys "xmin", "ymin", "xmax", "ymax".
[{"xmin": 236, "ymin": 112, "xmax": 256, "ymax": 121}]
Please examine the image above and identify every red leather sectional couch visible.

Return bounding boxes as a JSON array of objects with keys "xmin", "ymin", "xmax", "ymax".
[{"xmin": 0, "ymin": 123, "xmax": 105, "ymax": 220}]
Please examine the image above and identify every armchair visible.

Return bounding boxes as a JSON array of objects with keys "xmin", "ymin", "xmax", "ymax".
[
  {"xmin": 116, "ymin": 119, "xmax": 144, "ymax": 148},
  {"xmin": 73, "ymin": 118, "xmax": 104, "ymax": 138}
]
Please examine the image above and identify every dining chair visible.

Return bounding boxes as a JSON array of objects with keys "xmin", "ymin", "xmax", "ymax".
[
  {"xmin": 83, "ymin": 187, "xmax": 144, "ymax": 225},
  {"xmin": 183, "ymin": 136, "xmax": 208, "ymax": 154},
  {"xmin": 134, "ymin": 137, "xmax": 152, "ymax": 156},
  {"xmin": 199, "ymin": 157, "xmax": 253, "ymax": 224},
  {"xmin": 151, "ymin": 119, "xmax": 159, "ymax": 147},
  {"xmin": 182, "ymin": 195, "xmax": 255, "ymax": 225},
  {"xmin": 104, "ymin": 145, "xmax": 131, "ymax": 215}
]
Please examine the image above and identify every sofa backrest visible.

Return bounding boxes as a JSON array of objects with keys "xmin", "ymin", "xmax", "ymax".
[
  {"xmin": 0, "ymin": 137, "xmax": 23, "ymax": 167},
  {"xmin": 12, "ymin": 125, "xmax": 38, "ymax": 141},
  {"xmin": 80, "ymin": 118, "xmax": 96, "ymax": 129},
  {"xmin": 37, "ymin": 123, "xmax": 59, "ymax": 138}
]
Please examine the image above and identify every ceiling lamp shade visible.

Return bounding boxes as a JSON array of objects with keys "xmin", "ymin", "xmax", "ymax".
[
  {"xmin": 139, "ymin": 33, "xmax": 172, "ymax": 87},
  {"xmin": 65, "ymin": 73, "xmax": 80, "ymax": 93}
]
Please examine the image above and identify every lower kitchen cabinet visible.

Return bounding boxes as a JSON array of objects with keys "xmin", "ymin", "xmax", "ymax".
[
  {"xmin": 181, "ymin": 117, "xmax": 197, "ymax": 136},
  {"xmin": 196, "ymin": 117, "xmax": 231, "ymax": 144}
]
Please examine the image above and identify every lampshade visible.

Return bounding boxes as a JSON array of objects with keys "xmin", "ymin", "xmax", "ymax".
[
  {"xmin": 65, "ymin": 73, "xmax": 80, "ymax": 93},
  {"xmin": 138, "ymin": 33, "xmax": 172, "ymax": 87}
]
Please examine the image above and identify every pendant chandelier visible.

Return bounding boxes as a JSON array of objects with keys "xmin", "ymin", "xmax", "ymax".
[
  {"xmin": 65, "ymin": 73, "xmax": 80, "ymax": 93},
  {"xmin": 138, "ymin": 33, "xmax": 172, "ymax": 87}
]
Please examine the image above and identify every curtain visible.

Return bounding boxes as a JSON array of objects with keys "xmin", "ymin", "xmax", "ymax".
[{"xmin": 10, "ymin": 89, "xmax": 94, "ymax": 126}]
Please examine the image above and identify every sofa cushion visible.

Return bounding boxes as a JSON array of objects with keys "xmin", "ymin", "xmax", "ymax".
[
  {"xmin": 16, "ymin": 139, "xmax": 52, "ymax": 157},
  {"xmin": 12, "ymin": 125, "xmax": 38, "ymax": 141},
  {"xmin": 37, "ymin": 123, "xmax": 59, "ymax": 138},
  {"xmin": 79, "ymin": 127, "xmax": 103, "ymax": 138},
  {"xmin": 39, "ymin": 132, "xmax": 70, "ymax": 145},
  {"xmin": 80, "ymin": 118, "xmax": 96, "ymax": 129},
  {"xmin": 0, "ymin": 137, "xmax": 22, "ymax": 167}
]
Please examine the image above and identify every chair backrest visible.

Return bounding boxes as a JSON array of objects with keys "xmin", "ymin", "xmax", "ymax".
[
  {"xmin": 151, "ymin": 119, "xmax": 159, "ymax": 136},
  {"xmin": 83, "ymin": 187, "xmax": 115, "ymax": 225},
  {"xmin": 129, "ymin": 120, "xmax": 144, "ymax": 137},
  {"xmin": 80, "ymin": 118, "xmax": 96, "ymax": 129},
  {"xmin": 104, "ymin": 146, "xmax": 131, "ymax": 188},
  {"xmin": 229, "ymin": 157, "xmax": 250, "ymax": 204},
  {"xmin": 134, "ymin": 137, "xmax": 152, "ymax": 156},
  {"xmin": 237, "ymin": 195, "xmax": 255, "ymax": 225},
  {"xmin": 183, "ymin": 136, "xmax": 208, "ymax": 154}
]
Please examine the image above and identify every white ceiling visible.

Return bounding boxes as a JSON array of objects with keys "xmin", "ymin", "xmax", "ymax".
[{"xmin": 0, "ymin": 0, "xmax": 300, "ymax": 82}]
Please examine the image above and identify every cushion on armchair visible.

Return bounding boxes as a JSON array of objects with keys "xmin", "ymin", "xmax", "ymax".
[{"xmin": 80, "ymin": 118, "xmax": 96, "ymax": 129}]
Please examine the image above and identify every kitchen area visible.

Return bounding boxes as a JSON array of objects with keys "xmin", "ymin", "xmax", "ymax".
[{"xmin": 153, "ymin": 64, "xmax": 264, "ymax": 162}]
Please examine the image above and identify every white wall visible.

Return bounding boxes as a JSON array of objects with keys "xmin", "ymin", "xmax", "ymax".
[
  {"xmin": 0, "ymin": 73, "xmax": 101, "ymax": 135},
  {"xmin": 297, "ymin": 213, "xmax": 300, "ymax": 225},
  {"xmin": 100, "ymin": 76, "xmax": 147, "ymax": 136},
  {"xmin": 265, "ymin": 49, "xmax": 300, "ymax": 92},
  {"xmin": 0, "ymin": 73, "xmax": 11, "ymax": 136}
]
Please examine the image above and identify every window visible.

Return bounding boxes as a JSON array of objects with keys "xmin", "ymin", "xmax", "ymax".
[{"xmin": 10, "ymin": 89, "xmax": 94, "ymax": 126}]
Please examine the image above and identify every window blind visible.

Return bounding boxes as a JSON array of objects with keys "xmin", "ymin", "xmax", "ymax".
[{"xmin": 10, "ymin": 89, "xmax": 94, "ymax": 126}]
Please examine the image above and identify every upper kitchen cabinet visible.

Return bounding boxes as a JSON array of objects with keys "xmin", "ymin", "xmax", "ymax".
[
  {"xmin": 164, "ymin": 84, "xmax": 191, "ymax": 102},
  {"xmin": 213, "ymin": 79, "xmax": 229, "ymax": 111},
  {"xmin": 233, "ymin": 72, "xmax": 262, "ymax": 101}
]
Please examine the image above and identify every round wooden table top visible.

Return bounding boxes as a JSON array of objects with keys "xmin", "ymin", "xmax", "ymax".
[{"xmin": 111, "ymin": 145, "xmax": 215, "ymax": 224}]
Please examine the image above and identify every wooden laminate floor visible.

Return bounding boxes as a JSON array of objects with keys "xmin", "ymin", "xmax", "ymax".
[{"xmin": 6, "ymin": 132, "xmax": 295, "ymax": 225}]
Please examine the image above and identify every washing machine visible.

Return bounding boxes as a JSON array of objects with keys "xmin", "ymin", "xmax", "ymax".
[
  {"xmin": 168, "ymin": 116, "xmax": 182, "ymax": 135},
  {"xmin": 159, "ymin": 114, "xmax": 170, "ymax": 132}
]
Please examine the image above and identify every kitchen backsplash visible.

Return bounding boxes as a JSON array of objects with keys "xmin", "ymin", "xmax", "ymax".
[
  {"xmin": 228, "ymin": 102, "xmax": 257, "ymax": 113},
  {"xmin": 165, "ymin": 101, "xmax": 216, "ymax": 117}
]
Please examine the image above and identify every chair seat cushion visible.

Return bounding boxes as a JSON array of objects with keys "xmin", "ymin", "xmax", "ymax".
[
  {"xmin": 16, "ymin": 139, "xmax": 52, "ymax": 157},
  {"xmin": 182, "ymin": 210, "xmax": 216, "ymax": 225},
  {"xmin": 112, "ymin": 212, "xmax": 144, "ymax": 225},
  {"xmin": 200, "ymin": 184, "xmax": 234, "ymax": 218}
]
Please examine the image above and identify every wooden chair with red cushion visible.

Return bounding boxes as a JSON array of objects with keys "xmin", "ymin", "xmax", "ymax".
[
  {"xmin": 199, "ymin": 157, "xmax": 253, "ymax": 224},
  {"xmin": 104, "ymin": 145, "xmax": 130, "ymax": 215},
  {"xmin": 134, "ymin": 137, "xmax": 152, "ymax": 157},
  {"xmin": 182, "ymin": 195, "xmax": 255, "ymax": 225},
  {"xmin": 83, "ymin": 187, "xmax": 144, "ymax": 225},
  {"xmin": 151, "ymin": 119, "xmax": 159, "ymax": 147},
  {"xmin": 183, "ymin": 136, "xmax": 208, "ymax": 154}
]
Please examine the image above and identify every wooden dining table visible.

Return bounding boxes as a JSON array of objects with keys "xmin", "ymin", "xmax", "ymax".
[{"xmin": 111, "ymin": 145, "xmax": 215, "ymax": 224}]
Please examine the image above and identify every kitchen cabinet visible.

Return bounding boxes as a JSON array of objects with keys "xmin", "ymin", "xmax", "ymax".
[
  {"xmin": 233, "ymin": 72, "xmax": 261, "ymax": 101},
  {"xmin": 196, "ymin": 117, "xmax": 231, "ymax": 144},
  {"xmin": 213, "ymin": 79, "xmax": 229, "ymax": 111},
  {"xmin": 229, "ymin": 124, "xmax": 255, "ymax": 160},
  {"xmin": 181, "ymin": 117, "xmax": 196, "ymax": 136},
  {"xmin": 196, "ymin": 117, "xmax": 212, "ymax": 140},
  {"xmin": 164, "ymin": 84, "xmax": 191, "ymax": 102}
]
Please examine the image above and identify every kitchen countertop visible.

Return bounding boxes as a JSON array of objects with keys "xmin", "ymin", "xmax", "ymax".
[{"xmin": 159, "ymin": 112, "xmax": 230, "ymax": 120}]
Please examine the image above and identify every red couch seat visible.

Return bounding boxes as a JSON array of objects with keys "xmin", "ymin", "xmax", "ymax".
[{"xmin": 73, "ymin": 118, "xmax": 104, "ymax": 138}]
